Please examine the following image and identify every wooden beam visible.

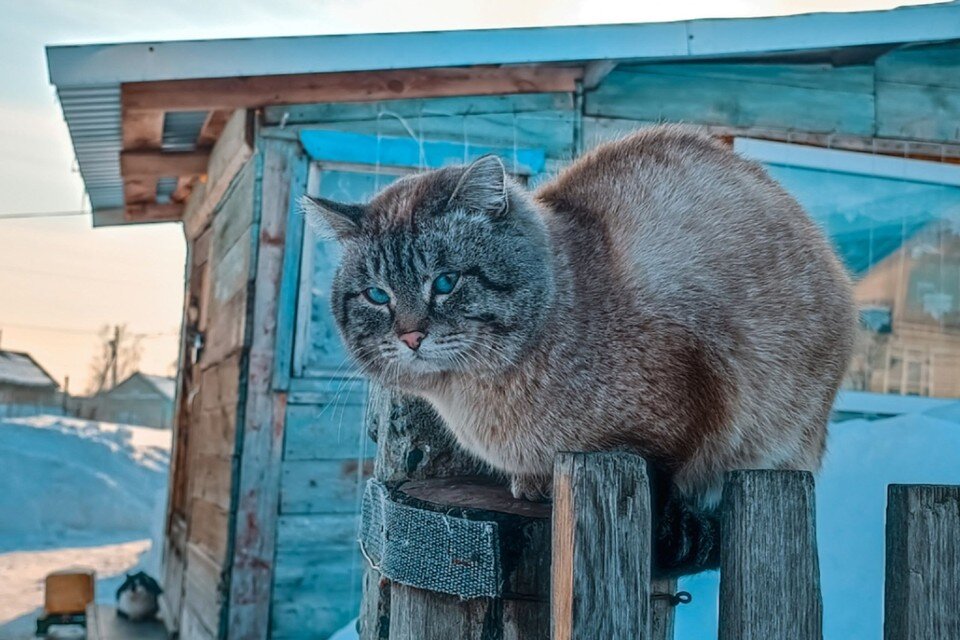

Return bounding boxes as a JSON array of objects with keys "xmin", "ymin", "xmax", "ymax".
[
  {"xmin": 583, "ymin": 60, "xmax": 618, "ymax": 90},
  {"xmin": 122, "ymin": 109, "xmax": 165, "ymax": 151},
  {"xmin": 552, "ymin": 452, "xmax": 652, "ymax": 640},
  {"xmin": 182, "ymin": 110, "xmax": 254, "ymax": 239},
  {"xmin": 719, "ymin": 471, "xmax": 822, "ymax": 640},
  {"xmin": 197, "ymin": 110, "xmax": 232, "ymax": 147},
  {"xmin": 172, "ymin": 176, "xmax": 195, "ymax": 203},
  {"xmin": 124, "ymin": 176, "xmax": 157, "ymax": 205},
  {"xmin": 121, "ymin": 150, "xmax": 211, "ymax": 179},
  {"xmin": 124, "ymin": 202, "xmax": 184, "ymax": 223},
  {"xmin": 884, "ymin": 484, "xmax": 960, "ymax": 640},
  {"xmin": 121, "ymin": 65, "xmax": 583, "ymax": 112}
]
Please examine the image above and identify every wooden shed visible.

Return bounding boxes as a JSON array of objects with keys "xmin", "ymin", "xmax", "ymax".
[{"xmin": 46, "ymin": 3, "xmax": 960, "ymax": 638}]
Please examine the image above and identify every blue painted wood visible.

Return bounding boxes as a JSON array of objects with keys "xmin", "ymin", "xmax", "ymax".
[
  {"xmin": 280, "ymin": 459, "xmax": 373, "ymax": 514},
  {"xmin": 299, "ymin": 129, "xmax": 546, "ymax": 174},
  {"xmin": 272, "ymin": 514, "xmax": 363, "ymax": 639},
  {"xmin": 264, "ymin": 92, "xmax": 573, "ymax": 125},
  {"xmin": 876, "ymin": 43, "xmax": 960, "ymax": 143},
  {"xmin": 295, "ymin": 111, "xmax": 574, "ymax": 161},
  {"xmin": 271, "ymin": 149, "xmax": 310, "ymax": 391},
  {"xmin": 284, "ymin": 398, "xmax": 371, "ymax": 461},
  {"xmin": 585, "ymin": 63, "xmax": 876, "ymax": 135}
]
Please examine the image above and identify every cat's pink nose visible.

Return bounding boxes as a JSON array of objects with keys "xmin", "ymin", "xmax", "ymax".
[{"xmin": 398, "ymin": 330, "xmax": 426, "ymax": 351}]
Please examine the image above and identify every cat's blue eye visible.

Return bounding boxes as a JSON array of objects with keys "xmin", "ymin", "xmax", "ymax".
[
  {"xmin": 432, "ymin": 272, "xmax": 460, "ymax": 295},
  {"xmin": 364, "ymin": 287, "xmax": 391, "ymax": 305}
]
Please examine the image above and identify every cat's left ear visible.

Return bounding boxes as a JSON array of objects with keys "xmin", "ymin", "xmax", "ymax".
[
  {"xmin": 301, "ymin": 196, "xmax": 366, "ymax": 241},
  {"xmin": 448, "ymin": 154, "xmax": 508, "ymax": 216}
]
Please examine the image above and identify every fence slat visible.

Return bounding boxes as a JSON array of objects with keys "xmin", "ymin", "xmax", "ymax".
[
  {"xmin": 551, "ymin": 452, "xmax": 651, "ymax": 640},
  {"xmin": 884, "ymin": 484, "xmax": 960, "ymax": 640},
  {"xmin": 719, "ymin": 470, "xmax": 822, "ymax": 640},
  {"xmin": 650, "ymin": 578, "xmax": 677, "ymax": 640}
]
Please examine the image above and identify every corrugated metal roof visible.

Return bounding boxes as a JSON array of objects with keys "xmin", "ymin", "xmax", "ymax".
[
  {"xmin": 44, "ymin": 2, "xmax": 960, "ymax": 224},
  {"xmin": 0, "ymin": 351, "xmax": 59, "ymax": 389}
]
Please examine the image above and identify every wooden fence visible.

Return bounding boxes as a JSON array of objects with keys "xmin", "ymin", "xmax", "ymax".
[{"xmin": 359, "ymin": 449, "xmax": 960, "ymax": 639}]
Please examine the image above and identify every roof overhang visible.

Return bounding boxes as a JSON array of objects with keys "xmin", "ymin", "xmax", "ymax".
[{"xmin": 45, "ymin": 2, "xmax": 960, "ymax": 227}]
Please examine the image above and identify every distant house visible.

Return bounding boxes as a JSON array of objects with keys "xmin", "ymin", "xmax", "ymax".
[
  {"xmin": 75, "ymin": 372, "xmax": 175, "ymax": 428},
  {"xmin": 0, "ymin": 350, "xmax": 61, "ymax": 418}
]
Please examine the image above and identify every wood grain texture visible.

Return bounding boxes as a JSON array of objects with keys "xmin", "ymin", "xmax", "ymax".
[
  {"xmin": 280, "ymin": 459, "xmax": 374, "ymax": 514},
  {"xmin": 650, "ymin": 578, "xmax": 677, "ymax": 640},
  {"xmin": 120, "ymin": 149, "xmax": 210, "ymax": 179},
  {"xmin": 719, "ymin": 470, "xmax": 822, "ymax": 640},
  {"xmin": 876, "ymin": 43, "xmax": 960, "ymax": 144},
  {"xmin": 586, "ymin": 63, "xmax": 875, "ymax": 135},
  {"xmin": 262, "ymin": 92, "xmax": 573, "ymax": 126},
  {"xmin": 552, "ymin": 452, "xmax": 652, "ymax": 640},
  {"xmin": 884, "ymin": 484, "xmax": 960, "ymax": 640},
  {"xmin": 225, "ymin": 137, "xmax": 297, "ymax": 639},
  {"xmin": 121, "ymin": 65, "xmax": 582, "ymax": 112},
  {"xmin": 388, "ymin": 584, "xmax": 494, "ymax": 640},
  {"xmin": 183, "ymin": 110, "xmax": 254, "ymax": 239}
]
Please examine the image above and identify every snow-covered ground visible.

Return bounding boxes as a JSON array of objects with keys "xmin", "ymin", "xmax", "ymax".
[
  {"xmin": 0, "ymin": 415, "xmax": 169, "ymax": 639},
  {"xmin": 676, "ymin": 402, "xmax": 960, "ymax": 639}
]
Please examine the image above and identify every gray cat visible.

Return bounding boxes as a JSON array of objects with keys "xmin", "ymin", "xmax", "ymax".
[{"xmin": 304, "ymin": 125, "xmax": 856, "ymax": 575}]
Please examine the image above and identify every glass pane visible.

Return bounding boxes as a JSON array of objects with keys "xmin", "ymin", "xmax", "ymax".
[
  {"xmin": 767, "ymin": 164, "xmax": 960, "ymax": 398},
  {"xmin": 301, "ymin": 170, "xmax": 399, "ymax": 377}
]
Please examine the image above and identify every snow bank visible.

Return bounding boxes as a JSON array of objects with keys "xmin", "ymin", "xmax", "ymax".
[
  {"xmin": 0, "ymin": 415, "xmax": 170, "ymax": 552},
  {"xmin": 676, "ymin": 403, "xmax": 960, "ymax": 639}
]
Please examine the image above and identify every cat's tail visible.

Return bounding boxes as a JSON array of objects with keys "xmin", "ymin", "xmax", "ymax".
[{"xmin": 650, "ymin": 469, "xmax": 721, "ymax": 578}]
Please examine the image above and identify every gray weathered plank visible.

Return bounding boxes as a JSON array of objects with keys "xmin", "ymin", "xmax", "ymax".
[
  {"xmin": 263, "ymin": 92, "xmax": 574, "ymax": 125},
  {"xmin": 586, "ymin": 63, "xmax": 875, "ymax": 136},
  {"xmin": 283, "ymin": 399, "xmax": 370, "ymax": 461},
  {"xmin": 650, "ymin": 578, "xmax": 677, "ymax": 640},
  {"xmin": 280, "ymin": 459, "xmax": 373, "ymax": 514},
  {"xmin": 876, "ymin": 43, "xmax": 960, "ymax": 143},
  {"xmin": 719, "ymin": 470, "xmax": 822, "ymax": 640},
  {"xmin": 884, "ymin": 484, "xmax": 960, "ymax": 640},
  {"xmin": 552, "ymin": 452, "xmax": 651, "ymax": 640},
  {"xmin": 388, "ymin": 584, "xmax": 494, "ymax": 640}
]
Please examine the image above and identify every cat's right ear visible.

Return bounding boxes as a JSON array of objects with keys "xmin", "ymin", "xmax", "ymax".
[{"xmin": 301, "ymin": 196, "xmax": 366, "ymax": 240}]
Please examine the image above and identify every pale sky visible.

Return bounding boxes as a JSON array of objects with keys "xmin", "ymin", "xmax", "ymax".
[{"xmin": 0, "ymin": 0, "xmax": 942, "ymax": 393}]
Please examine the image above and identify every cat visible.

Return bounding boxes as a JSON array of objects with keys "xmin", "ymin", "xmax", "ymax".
[
  {"xmin": 116, "ymin": 571, "xmax": 162, "ymax": 621},
  {"xmin": 303, "ymin": 125, "xmax": 856, "ymax": 575}
]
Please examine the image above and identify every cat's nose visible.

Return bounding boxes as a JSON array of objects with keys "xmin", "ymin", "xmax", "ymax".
[{"xmin": 398, "ymin": 330, "xmax": 426, "ymax": 351}]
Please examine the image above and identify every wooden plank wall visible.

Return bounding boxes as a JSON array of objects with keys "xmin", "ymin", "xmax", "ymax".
[
  {"xmin": 162, "ymin": 145, "xmax": 257, "ymax": 638},
  {"xmin": 583, "ymin": 43, "xmax": 960, "ymax": 152},
  {"xmin": 266, "ymin": 91, "xmax": 576, "ymax": 639}
]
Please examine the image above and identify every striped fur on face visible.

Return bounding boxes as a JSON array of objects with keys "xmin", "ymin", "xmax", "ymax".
[{"xmin": 304, "ymin": 156, "xmax": 555, "ymax": 388}]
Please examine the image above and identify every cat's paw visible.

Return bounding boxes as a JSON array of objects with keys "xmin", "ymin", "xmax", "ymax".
[{"xmin": 510, "ymin": 475, "xmax": 553, "ymax": 502}]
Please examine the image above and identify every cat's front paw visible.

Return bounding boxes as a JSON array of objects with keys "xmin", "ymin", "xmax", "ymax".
[{"xmin": 510, "ymin": 475, "xmax": 553, "ymax": 502}]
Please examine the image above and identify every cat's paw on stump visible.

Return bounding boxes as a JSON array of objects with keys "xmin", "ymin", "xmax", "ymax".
[{"xmin": 511, "ymin": 475, "xmax": 552, "ymax": 502}]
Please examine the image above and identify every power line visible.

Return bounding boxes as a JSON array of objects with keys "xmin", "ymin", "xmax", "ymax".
[
  {"xmin": 0, "ymin": 264, "xmax": 153, "ymax": 286},
  {"xmin": 0, "ymin": 320, "xmax": 178, "ymax": 338},
  {"xmin": 0, "ymin": 210, "xmax": 88, "ymax": 221}
]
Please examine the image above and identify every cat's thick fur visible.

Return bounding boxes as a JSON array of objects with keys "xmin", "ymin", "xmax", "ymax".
[{"xmin": 305, "ymin": 126, "xmax": 856, "ymax": 575}]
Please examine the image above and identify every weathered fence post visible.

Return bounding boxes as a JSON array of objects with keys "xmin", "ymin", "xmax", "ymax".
[
  {"xmin": 552, "ymin": 452, "xmax": 652, "ymax": 640},
  {"xmin": 358, "ymin": 388, "xmax": 551, "ymax": 640},
  {"xmin": 650, "ymin": 578, "xmax": 678, "ymax": 640},
  {"xmin": 359, "ymin": 389, "xmax": 482, "ymax": 640},
  {"xmin": 719, "ymin": 470, "xmax": 822, "ymax": 640},
  {"xmin": 883, "ymin": 484, "xmax": 960, "ymax": 640}
]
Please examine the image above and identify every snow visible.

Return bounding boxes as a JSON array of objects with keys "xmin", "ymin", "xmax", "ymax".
[
  {"xmin": 0, "ymin": 351, "xmax": 56, "ymax": 388},
  {"xmin": 675, "ymin": 403, "xmax": 960, "ymax": 639},
  {"xmin": 0, "ymin": 415, "xmax": 169, "ymax": 638}
]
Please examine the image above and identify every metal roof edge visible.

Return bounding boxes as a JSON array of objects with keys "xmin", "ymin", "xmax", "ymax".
[{"xmin": 46, "ymin": 2, "xmax": 960, "ymax": 88}]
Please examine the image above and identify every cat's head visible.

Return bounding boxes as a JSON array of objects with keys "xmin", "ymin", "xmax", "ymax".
[{"xmin": 302, "ymin": 155, "xmax": 554, "ymax": 390}]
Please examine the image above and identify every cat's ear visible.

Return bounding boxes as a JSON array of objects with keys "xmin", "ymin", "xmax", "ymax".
[
  {"xmin": 448, "ymin": 154, "xmax": 508, "ymax": 216},
  {"xmin": 301, "ymin": 195, "xmax": 366, "ymax": 240}
]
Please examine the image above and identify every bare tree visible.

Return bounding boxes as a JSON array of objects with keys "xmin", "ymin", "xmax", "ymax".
[{"xmin": 87, "ymin": 324, "xmax": 144, "ymax": 394}]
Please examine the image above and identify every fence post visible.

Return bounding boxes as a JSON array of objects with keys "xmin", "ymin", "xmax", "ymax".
[
  {"xmin": 552, "ymin": 452, "xmax": 652, "ymax": 640},
  {"xmin": 884, "ymin": 484, "xmax": 960, "ymax": 640},
  {"xmin": 719, "ymin": 470, "xmax": 822, "ymax": 640},
  {"xmin": 650, "ymin": 578, "xmax": 677, "ymax": 640}
]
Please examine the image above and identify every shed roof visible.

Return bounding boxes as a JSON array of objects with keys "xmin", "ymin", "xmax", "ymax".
[
  {"xmin": 101, "ymin": 372, "xmax": 176, "ymax": 400},
  {"xmin": 0, "ymin": 351, "xmax": 59, "ymax": 389},
  {"xmin": 45, "ymin": 2, "xmax": 960, "ymax": 226}
]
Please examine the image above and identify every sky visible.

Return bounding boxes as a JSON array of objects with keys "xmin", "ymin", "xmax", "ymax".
[{"xmin": 0, "ymin": 0, "xmax": 943, "ymax": 393}]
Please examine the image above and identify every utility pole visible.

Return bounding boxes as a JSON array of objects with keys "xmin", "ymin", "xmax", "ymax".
[{"xmin": 110, "ymin": 325, "xmax": 120, "ymax": 390}]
